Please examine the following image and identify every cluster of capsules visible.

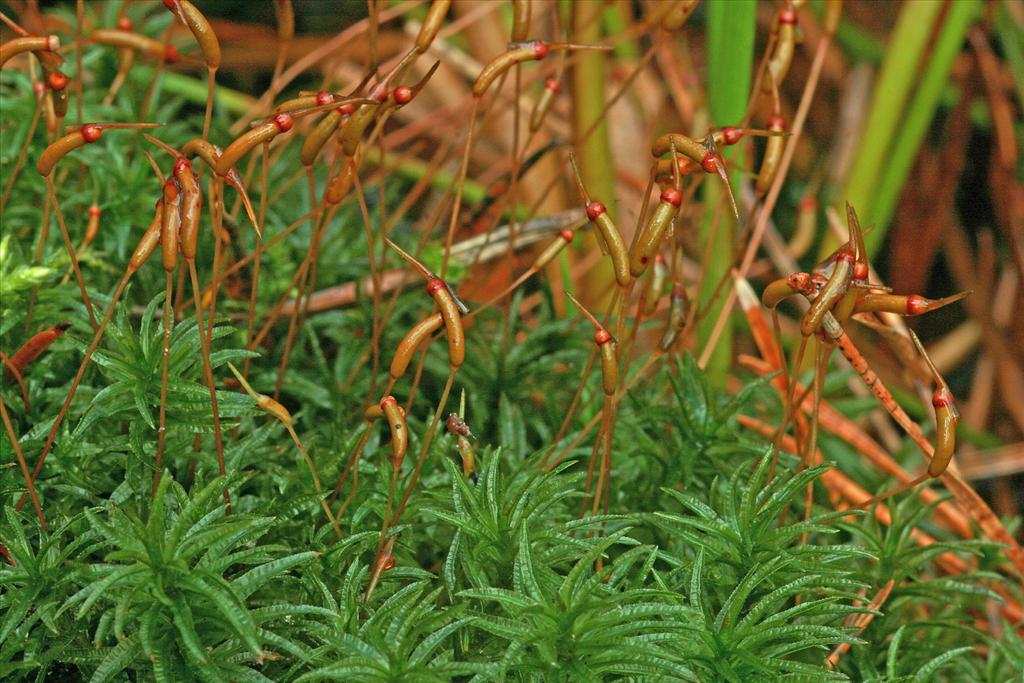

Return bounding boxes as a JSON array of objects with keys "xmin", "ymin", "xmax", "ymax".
[
  {"xmin": 2, "ymin": 0, "xmax": 863, "ymax": 591},
  {"xmin": 761, "ymin": 204, "xmax": 969, "ymax": 504},
  {"xmin": 5, "ymin": 0, "xmax": 446, "ymax": 517}
]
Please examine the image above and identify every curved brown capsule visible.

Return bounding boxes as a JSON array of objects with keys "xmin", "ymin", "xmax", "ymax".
[
  {"xmin": 650, "ymin": 133, "xmax": 708, "ymax": 163},
  {"xmin": 168, "ymin": 0, "xmax": 220, "ymax": 69},
  {"xmin": 130, "ymin": 200, "xmax": 165, "ymax": 273},
  {"xmin": 473, "ymin": 41, "xmax": 550, "ymax": 97},
  {"xmin": 37, "ymin": 124, "xmax": 99, "ymax": 176},
  {"xmin": 764, "ymin": 5, "xmax": 798, "ymax": 93},
  {"xmin": 456, "ymin": 434, "xmax": 476, "ymax": 481},
  {"xmin": 174, "ymin": 159, "xmax": 202, "ymax": 260},
  {"xmin": 908, "ymin": 331, "xmax": 959, "ymax": 477},
  {"xmin": 391, "ymin": 312, "xmax": 444, "ymax": 380},
  {"xmin": 586, "ymin": 202, "xmax": 631, "ymax": 287},
  {"xmin": 83, "ymin": 204, "xmax": 101, "ymax": 247},
  {"xmin": 658, "ymin": 282, "xmax": 689, "ymax": 351},
  {"xmin": 38, "ymin": 122, "xmax": 161, "ymax": 176},
  {"xmin": 595, "ymin": 329, "xmax": 618, "ymax": 396},
  {"xmin": 761, "ymin": 272, "xmax": 814, "ymax": 309},
  {"xmin": 6, "ymin": 321, "xmax": 71, "ymax": 379},
  {"xmin": 0, "ymin": 34, "xmax": 60, "ymax": 66},
  {"xmin": 532, "ymin": 228, "xmax": 575, "ymax": 271},
  {"xmin": 325, "ymin": 154, "xmax": 358, "ymax": 205},
  {"xmin": 801, "ymin": 249, "xmax": 853, "ymax": 337},
  {"xmin": 380, "ymin": 396, "xmax": 408, "ymax": 468},
  {"xmin": 48, "ymin": 73, "xmax": 70, "ymax": 118},
  {"xmin": 566, "ymin": 292, "xmax": 617, "ymax": 395},
  {"xmin": 181, "ymin": 138, "xmax": 259, "ymax": 236},
  {"xmin": 653, "ymin": 156, "xmax": 698, "ymax": 185},
  {"xmin": 90, "ymin": 28, "xmax": 179, "ymax": 63},
  {"xmin": 161, "ymin": 178, "xmax": 181, "ymax": 273},
  {"xmin": 644, "ymin": 254, "xmax": 669, "ymax": 315},
  {"xmin": 569, "ymin": 153, "xmax": 630, "ymax": 286},
  {"xmin": 300, "ymin": 106, "xmax": 344, "ymax": 167},
  {"xmin": 529, "ymin": 77, "xmax": 560, "ymax": 132},
  {"xmin": 276, "ymin": 91, "xmax": 332, "ymax": 114},
  {"xmin": 852, "ymin": 291, "xmax": 970, "ymax": 317},
  {"xmin": 215, "ymin": 113, "xmax": 293, "ymax": 175},
  {"xmin": 385, "ymin": 238, "xmax": 467, "ymax": 370},
  {"xmin": 339, "ymin": 84, "xmax": 389, "ymax": 157},
  {"xmin": 427, "ymin": 279, "xmax": 465, "ymax": 370},
  {"xmin": 629, "ymin": 187, "xmax": 682, "ymax": 277},
  {"xmin": 755, "ymin": 116, "xmax": 786, "ymax": 197},
  {"xmin": 511, "ymin": 0, "xmax": 531, "ymax": 42},
  {"xmin": 416, "ymin": 0, "xmax": 450, "ymax": 53},
  {"xmin": 928, "ymin": 387, "xmax": 958, "ymax": 478}
]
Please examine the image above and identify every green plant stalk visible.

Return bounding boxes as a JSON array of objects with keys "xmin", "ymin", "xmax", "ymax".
[
  {"xmin": 869, "ymin": 0, "xmax": 981, "ymax": 243},
  {"xmin": 572, "ymin": 0, "xmax": 617, "ymax": 307},
  {"xmin": 604, "ymin": 0, "xmax": 640, "ymax": 61},
  {"xmin": 699, "ymin": 0, "xmax": 755, "ymax": 386},
  {"xmin": 828, "ymin": 0, "xmax": 943, "ymax": 259}
]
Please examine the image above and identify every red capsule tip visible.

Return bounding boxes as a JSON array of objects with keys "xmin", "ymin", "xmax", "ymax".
[
  {"xmin": 798, "ymin": 195, "xmax": 817, "ymax": 211},
  {"xmin": 787, "ymin": 272, "xmax": 811, "ymax": 291},
  {"xmin": 768, "ymin": 116, "xmax": 786, "ymax": 130},
  {"xmin": 80, "ymin": 124, "xmax": 102, "ymax": 143},
  {"xmin": 315, "ymin": 91, "xmax": 334, "ymax": 106},
  {"xmin": 655, "ymin": 253, "xmax": 665, "ymax": 263},
  {"xmin": 835, "ymin": 250, "xmax": 856, "ymax": 265},
  {"xmin": 779, "ymin": 7, "xmax": 798, "ymax": 24},
  {"xmin": 721, "ymin": 126, "xmax": 743, "ymax": 146},
  {"xmin": 586, "ymin": 201, "xmax": 606, "ymax": 220},
  {"xmin": 594, "ymin": 329, "xmax": 613, "ymax": 345},
  {"xmin": 532, "ymin": 40, "xmax": 550, "ymax": 59},
  {"xmin": 426, "ymin": 278, "xmax": 446, "ymax": 296},
  {"xmin": 370, "ymin": 83, "xmax": 390, "ymax": 102},
  {"xmin": 382, "ymin": 555, "xmax": 396, "ymax": 570},
  {"xmin": 117, "ymin": 17, "xmax": 133, "ymax": 31},
  {"xmin": 164, "ymin": 45, "xmax": 180, "ymax": 64},
  {"xmin": 87, "ymin": 205, "xmax": 101, "ymax": 217},
  {"xmin": 932, "ymin": 387, "xmax": 955, "ymax": 408},
  {"xmin": 660, "ymin": 187, "xmax": 682, "ymax": 206},
  {"xmin": 545, "ymin": 78, "xmax": 561, "ymax": 93},
  {"xmin": 393, "ymin": 86, "xmax": 414, "ymax": 105},
  {"xmin": 162, "ymin": 0, "xmax": 177, "ymax": 9},
  {"xmin": 671, "ymin": 282, "xmax": 685, "ymax": 298},
  {"xmin": 700, "ymin": 152, "xmax": 720, "ymax": 175},
  {"xmin": 336, "ymin": 103, "xmax": 355, "ymax": 117},
  {"xmin": 380, "ymin": 395, "xmax": 398, "ymax": 409},
  {"xmin": 853, "ymin": 262, "xmax": 869, "ymax": 281},
  {"xmin": 272, "ymin": 112, "xmax": 293, "ymax": 132},
  {"xmin": 906, "ymin": 294, "xmax": 929, "ymax": 316},
  {"xmin": 559, "ymin": 228, "xmax": 575, "ymax": 242},
  {"xmin": 48, "ymin": 71, "xmax": 69, "ymax": 91}
]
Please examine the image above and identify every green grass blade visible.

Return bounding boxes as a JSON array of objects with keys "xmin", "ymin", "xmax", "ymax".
[
  {"xmin": 868, "ymin": 0, "xmax": 981, "ymax": 243},
  {"xmin": 832, "ymin": 0, "xmax": 944, "ymax": 257},
  {"xmin": 699, "ymin": 0, "xmax": 755, "ymax": 385}
]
